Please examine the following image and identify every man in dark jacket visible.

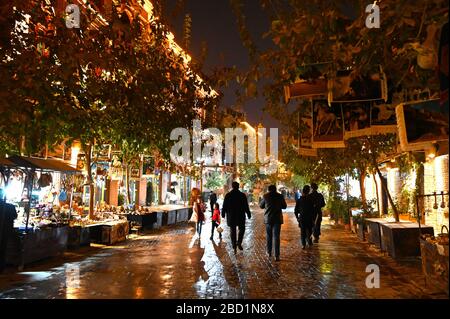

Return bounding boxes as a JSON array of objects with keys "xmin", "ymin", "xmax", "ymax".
[
  {"xmin": 259, "ymin": 185, "xmax": 287, "ymax": 261},
  {"xmin": 222, "ymin": 182, "xmax": 251, "ymax": 254},
  {"xmin": 0, "ymin": 188, "xmax": 18, "ymax": 272},
  {"xmin": 294, "ymin": 185, "xmax": 314, "ymax": 249},
  {"xmin": 209, "ymin": 191, "xmax": 217, "ymax": 216},
  {"xmin": 309, "ymin": 183, "xmax": 326, "ymax": 243}
]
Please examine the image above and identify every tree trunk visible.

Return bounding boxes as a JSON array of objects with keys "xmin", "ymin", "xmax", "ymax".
[
  {"xmin": 367, "ymin": 138, "xmax": 399, "ymax": 221},
  {"xmin": 373, "ymin": 173, "xmax": 381, "ymax": 216},
  {"xmin": 373, "ymin": 160, "xmax": 399, "ymax": 222},
  {"xmin": 159, "ymin": 171, "xmax": 163, "ymax": 205},
  {"xmin": 85, "ymin": 143, "xmax": 95, "ymax": 220},
  {"xmin": 126, "ymin": 164, "xmax": 131, "ymax": 205},
  {"xmin": 359, "ymin": 168, "xmax": 368, "ymax": 214}
]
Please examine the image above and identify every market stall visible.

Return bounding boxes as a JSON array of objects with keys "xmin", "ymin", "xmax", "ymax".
[{"xmin": 1, "ymin": 156, "xmax": 80, "ymax": 268}]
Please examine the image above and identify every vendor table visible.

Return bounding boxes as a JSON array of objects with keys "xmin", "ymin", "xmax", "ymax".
[
  {"xmin": 144, "ymin": 205, "xmax": 191, "ymax": 228},
  {"xmin": 127, "ymin": 213, "xmax": 157, "ymax": 230},
  {"xmin": 379, "ymin": 222, "xmax": 434, "ymax": 258},
  {"xmin": 88, "ymin": 220, "xmax": 129, "ymax": 245},
  {"xmin": 6, "ymin": 226, "xmax": 69, "ymax": 268},
  {"xmin": 366, "ymin": 218, "xmax": 390, "ymax": 249},
  {"xmin": 175, "ymin": 207, "xmax": 190, "ymax": 223},
  {"xmin": 67, "ymin": 226, "xmax": 91, "ymax": 249}
]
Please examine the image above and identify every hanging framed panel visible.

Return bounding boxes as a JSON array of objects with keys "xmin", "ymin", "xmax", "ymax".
[
  {"xmin": 93, "ymin": 144, "xmax": 111, "ymax": 162},
  {"xmin": 311, "ymin": 100, "xmax": 345, "ymax": 148},
  {"xmin": 142, "ymin": 156, "xmax": 155, "ymax": 176},
  {"xmin": 285, "ymin": 79, "xmax": 328, "ymax": 103},
  {"xmin": 342, "ymin": 102, "xmax": 398, "ymax": 139},
  {"xmin": 369, "ymin": 102, "xmax": 398, "ymax": 135},
  {"xmin": 284, "ymin": 62, "xmax": 331, "ymax": 103},
  {"xmin": 396, "ymin": 99, "xmax": 449, "ymax": 152},
  {"xmin": 328, "ymin": 68, "xmax": 388, "ymax": 103},
  {"xmin": 298, "ymin": 102, "xmax": 318, "ymax": 156},
  {"xmin": 342, "ymin": 102, "xmax": 371, "ymax": 139}
]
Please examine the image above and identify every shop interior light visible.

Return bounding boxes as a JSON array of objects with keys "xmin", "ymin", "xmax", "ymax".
[
  {"xmin": 5, "ymin": 179, "xmax": 22, "ymax": 202},
  {"xmin": 71, "ymin": 145, "xmax": 81, "ymax": 167}
]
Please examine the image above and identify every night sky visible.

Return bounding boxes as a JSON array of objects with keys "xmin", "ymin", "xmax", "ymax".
[{"xmin": 162, "ymin": 0, "xmax": 279, "ymax": 130}]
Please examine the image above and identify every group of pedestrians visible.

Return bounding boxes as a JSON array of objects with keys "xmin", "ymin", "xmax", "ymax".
[
  {"xmin": 190, "ymin": 181, "xmax": 325, "ymax": 261},
  {"xmin": 294, "ymin": 183, "xmax": 325, "ymax": 249}
]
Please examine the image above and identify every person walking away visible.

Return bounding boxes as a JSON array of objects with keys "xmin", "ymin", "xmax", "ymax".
[
  {"xmin": 0, "ymin": 188, "xmax": 17, "ymax": 273},
  {"xmin": 209, "ymin": 191, "xmax": 217, "ymax": 216},
  {"xmin": 221, "ymin": 182, "xmax": 251, "ymax": 254},
  {"xmin": 210, "ymin": 203, "xmax": 222, "ymax": 240},
  {"xmin": 310, "ymin": 183, "xmax": 326, "ymax": 243},
  {"xmin": 259, "ymin": 185, "xmax": 287, "ymax": 261},
  {"xmin": 192, "ymin": 198, "xmax": 205, "ymax": 236},
  {"xmin": 294, "ymin": 185, "xmax": 314, "ymax": 249}
]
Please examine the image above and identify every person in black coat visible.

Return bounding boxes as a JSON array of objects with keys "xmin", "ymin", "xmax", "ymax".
[
  {"xmin": 309, "ymin": 183, "xmax": 326, "ymax": 243},
  {"xmin": 0, "ymin": 188, "xmax": 18, "ymax": 272},
  {"xmin": 259, "ymin": 185, "xmax": 287, "ymax": 261},
  {"xmin": 221, "ymin": 182, "xmax": 251, "ymax": 254},
  {"xmin": 294, "ymin": 185, "xmax": 314, "ymax": 249},
  {"xmin": 209, "ymin": 192, "xmax": 217, "ymax": 216}
]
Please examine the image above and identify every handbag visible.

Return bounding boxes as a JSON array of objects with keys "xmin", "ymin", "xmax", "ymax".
[
  {"xmin": 216, "ymin": 226, "xmax": 223, "ymax": 233},
  {"xmin": 189, "ymin": 210, "xmax": 198, "ymax": 223}
]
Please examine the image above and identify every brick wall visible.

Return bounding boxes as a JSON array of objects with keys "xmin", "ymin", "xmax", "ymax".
[{"xmin": 424, "ymin": 155, "xmax": 449, "ymax": 234}]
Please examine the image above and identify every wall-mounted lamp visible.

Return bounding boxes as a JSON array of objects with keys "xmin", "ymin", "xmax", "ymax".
[{"xmin": 426, "ymin": 143, "xmax": 439, "ymax": 161}]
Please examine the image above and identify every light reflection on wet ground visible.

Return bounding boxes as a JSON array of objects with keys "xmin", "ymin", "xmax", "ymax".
[{"xmin": 0, "ymin": 204, "xmax": 446, "ymax": 299}]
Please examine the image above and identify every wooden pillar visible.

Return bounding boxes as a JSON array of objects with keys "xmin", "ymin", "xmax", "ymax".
[
  {"xmin": 108, "ymin": 180, "xmax": 119, "ymax": 206},
  {"xmin": 158, "ymin": 171, "xmax": 163, "ymax": 205},
  {"xmin": 138, "ymin": 177, "xmax": 147, "ymax": 206}
]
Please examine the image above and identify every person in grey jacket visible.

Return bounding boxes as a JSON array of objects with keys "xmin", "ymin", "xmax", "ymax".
[{"xmin": 259, "ymin": 185, "xmax": 287, "ymax": 261}]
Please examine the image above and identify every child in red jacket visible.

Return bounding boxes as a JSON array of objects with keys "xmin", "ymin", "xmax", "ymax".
[{"xmin": 210, "ymin": 203, "xmax": 222, "ymax": 240}]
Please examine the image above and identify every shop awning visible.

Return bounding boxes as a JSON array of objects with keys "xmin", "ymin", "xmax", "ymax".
[{"xmin": 4, "ymin": 156, "xmax": 80, "ymax": 173}]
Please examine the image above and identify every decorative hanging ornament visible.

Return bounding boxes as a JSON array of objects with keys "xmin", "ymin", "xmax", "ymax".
[
  {"xmin": 440, "ymin": 191, "xmax": 446, "ymax": 209},
  {"xmin": 433, "ymin": 192, "xmax": 439, "ymax": 210}
]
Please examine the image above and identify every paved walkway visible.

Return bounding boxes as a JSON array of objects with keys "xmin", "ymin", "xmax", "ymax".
[{"xmin": 0, "ymin": 205, "xmax": 446, "ymax": 299}]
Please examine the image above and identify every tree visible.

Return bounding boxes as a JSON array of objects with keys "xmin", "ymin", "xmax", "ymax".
[
  {"xmin": 231, "ymin": 0, "xmax": 447, "ymax": 116},
  {"xmin": 230, "ymin": 0, "xmax": 447, "ymax": 221},
  {"xmin": 1, "ymin": 1, "xmax": 218, "ymax": 218},
  {"xmin": 205, "ymin": 170, "xmax": 225, "ymax": 191}
]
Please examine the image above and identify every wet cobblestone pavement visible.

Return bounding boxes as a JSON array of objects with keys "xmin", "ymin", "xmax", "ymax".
[{"xmin": 0, "ymin": 205, "xmax": 447, "ymax": 299}]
